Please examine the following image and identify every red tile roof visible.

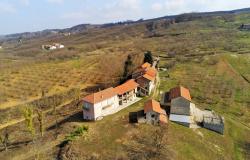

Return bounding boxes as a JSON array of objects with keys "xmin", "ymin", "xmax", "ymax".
[
  {"xmin": 82, "ymin": 87, "xmax": 117, "ymax": 104},
  {"xmin": 141, "ymin": 62, "xmax": 151, "ymax": 69},
  {"xmin": 169, "ymin": 86, "xmax": 191, "ymax": 101},
  {"xmin": 114, "ymin": 79, "xmax": 139, "ymax": 95},
  {"xmin": 145, "ymin": 67, "xmax": 157, "ymax": 77},
  {"xmin": 144, "ymin": 99, "xmax": 166, "ymax": 115},
  {"xmin": 143, "ymin": 74, "xmax": 155, "ymax": 81},
  {"xmin": 159, "ymin": 114, "xmax": 168, "ymax": 124}
]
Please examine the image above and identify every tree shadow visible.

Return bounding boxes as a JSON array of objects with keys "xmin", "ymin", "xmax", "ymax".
[
  {"xmin": 0, "ymin": 140, "xmax": 32, "ymax": 152},
  {"xmin": 47, "ymin": 111, "xmax": 94, "ymax": 131}
]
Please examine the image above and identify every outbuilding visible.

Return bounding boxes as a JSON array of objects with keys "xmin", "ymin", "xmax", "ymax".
[
  {"xmin": 144, "ymin": 99, "xmax": 168, "ymax": 125},
  {"xmin": 169, "ymin": 86, "xmax": 195, "ymax": 127}
]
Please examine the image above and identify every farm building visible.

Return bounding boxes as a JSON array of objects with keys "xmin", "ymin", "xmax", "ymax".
[
  {"xmin": 132, "ymin": 62, "xmax": 152, "ymax": 79},
  {"xmin": 160, "ymin": 91, "xmax": 170, "ymax": 109},
  {"xmin": 129, "ymin": 99, "xmax": 168, "ymax": 125},
  {"xmin": 134, "ymin": 65, "xmax": 157, "ymax": 96},
  {"xmin": 42, "ymin": 43, "xmax": 64, "ymax": 51},
  {"xmin": 42, "ymin": 45, "xmax": 56, "ymax": 50},
  {"xmin": 114, "ymin": 79, "xmax": 139, "ymax": 105},
  {"xmin": 131, "ymin": 62, "xmax": 157, "ymax": 96},
  {"xmin": 169, "ymin": 86, "xmax": 196, "ymax": 127},
  {"xmin": 144, "ymin": 99, "xmax": 168, "ymax": 125},
  {"xmin": 239, "ymin": 24, "xmax": 250, "ymax": 30},
  {"xmin": 202, "ymin": 110, "xmax": 224, "ymax": 134},
  {"xmin": 54, "ymin": 43, "xmax": 65, "ymax": 49},
  {"xmin": 82, "ymin": 87, "xmax": 119, "ymax": 120}
]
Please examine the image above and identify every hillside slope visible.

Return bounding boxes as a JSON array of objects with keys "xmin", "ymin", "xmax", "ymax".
[{"xmin": 0, "ymin": 9, "xmax": 249, "ymax": 160}]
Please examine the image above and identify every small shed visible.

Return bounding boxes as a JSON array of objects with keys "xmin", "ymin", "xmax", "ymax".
[{"xmin": 144, "ymin": 99, "xmax": 168, "ymax": 125}]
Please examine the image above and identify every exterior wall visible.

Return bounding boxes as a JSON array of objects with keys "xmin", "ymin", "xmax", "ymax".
[
  {"xmin": 83, "ymin": 95, "xmax": 119, "ymax": 120},
  {"xmin": 93, "ymin": 95, "xmax": 119, "ymax": 119},
  {"xmin": 118, "ymin": 88, "xmax": 137, "ymax": 105},
  {"xmin": 145, "ymin": 111, "xmax": 160, "ymax": 125},
  {"xmin": 137, "ymin": 80, "xmax": 154, "ymax": 96},
  {"xmin": 82, "ymin": 102, "xmax": 95, "ymax": 120},
  {"xmin": 148, "ymin": 81, "xmax": 155, "ymax": 94},
  {"xmin": 132, "ymin": 72, "xmax": 143, "ymax": 79},
  {"xmin": 170, "ymin": 97, "xmax": 190, "ymax": 115},
  {"xmin": 169, "ymin": 114, "xmax": 191, "ymax": 127},
  {"xmin": 203, "ymin": 122, "xmax": 224, "ymax": 134}
]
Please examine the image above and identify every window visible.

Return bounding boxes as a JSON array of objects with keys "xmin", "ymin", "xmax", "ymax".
[{"xmin": 83, "ymin": 104, "xmax": 90, "ymax": 111}]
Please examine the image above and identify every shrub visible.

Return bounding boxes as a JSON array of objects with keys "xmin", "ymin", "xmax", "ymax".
[{"xmin": 64, "ymin": 125, "xmax": 89, "ymax": 143}]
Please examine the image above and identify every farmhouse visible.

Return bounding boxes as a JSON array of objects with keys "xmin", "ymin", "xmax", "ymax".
[
  {"xmin": 42, "ymin": 45, "xmax": 56, "ymax": 50},
  {"xmin": 168, "ymin": 86, "xmax": 196, "ymax": 127},
  {"xmin": 132, "ymin": 63, "xmax": 157, "ymax": 96},
  {"xmin": 132, "ymin": 62, "xmax": 152, "ymax": 79},
  {"xmin": 114, "ymin": 79, "xmax": 139, "ymax": 105},
  {"xmin": 82, "ymin": 87, "xmax": 119, "ymax": 120},
  {"xmin": 54, "ymin": 43, "xmax": 65, "ymax": 49},
  {"xmin": 42, "ymin": 43, "xmax": 65, "ymax": 51}
]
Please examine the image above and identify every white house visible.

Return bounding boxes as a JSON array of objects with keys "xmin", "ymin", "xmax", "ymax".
[
  {"xmin": 169, "ymin": 86, "xmax": 195, "ymax": 127},
  {"xmin": 82, "ymin": 87, "xmax": 119, "ymax": 120},
  {"xmin": 54, "ymin": 43, "xmax": 65, "ymax": 49},
  {"xmin": 114, "ymin": 79, "xmax": 139, "ymax": 105}
]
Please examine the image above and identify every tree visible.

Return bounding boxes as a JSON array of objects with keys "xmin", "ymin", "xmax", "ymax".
[
  {"xmin": 36, "ymin": 109, "xmax": 45, "ymax": 137},
  {"xmin": 23, "ymin": 106, "xmax": 35, "ymax": 141},
  {"xmin": 0, "ymin": 128, "xmax": 10, "ymax": 151},
  {"xmin": 52, "ymin": 97, "xmax": 59, "ymax": 138},
  {"xmin": 121, "ymin": 54, "xmax": 133, "ymax": 83},
  {"xmin": 144, "ymin": 51, "xmax": 153, "ymax": 64}
]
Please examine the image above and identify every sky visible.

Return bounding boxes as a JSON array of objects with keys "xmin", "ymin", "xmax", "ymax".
[{"xmin": 1, "ymin": 0, "xmax": 250, "ymax": 35}]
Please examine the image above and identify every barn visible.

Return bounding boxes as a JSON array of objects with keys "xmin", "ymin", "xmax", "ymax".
[{"xmin": 169, "ymin": 86, "xmax": 195, "ymax": 127}]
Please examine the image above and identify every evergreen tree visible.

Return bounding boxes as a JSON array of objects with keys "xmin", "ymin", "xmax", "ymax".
[
  {"xmin": 121, "ymin": 54, "xmax": 133, "ymax": 83},
  {"xmin": 144, "ymin": 51, "xmax": 153, "ymax": 64}
]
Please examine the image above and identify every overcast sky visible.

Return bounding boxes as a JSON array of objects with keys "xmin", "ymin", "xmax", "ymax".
[{"xmin": 1, "ymin": 0, "xmax": 250, "ymax": 35}]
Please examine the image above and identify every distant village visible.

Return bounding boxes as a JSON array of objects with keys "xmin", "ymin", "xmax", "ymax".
[{"xmin": 82, "ymin": 59, "xmax": 225, "ymax": 135}]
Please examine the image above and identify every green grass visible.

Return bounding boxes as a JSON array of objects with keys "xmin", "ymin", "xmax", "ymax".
[{"xmin": 158, "ymin": 55, "xmax": 250, "ymax": 160}]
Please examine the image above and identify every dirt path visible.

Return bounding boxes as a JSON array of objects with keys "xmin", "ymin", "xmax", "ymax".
[{"xmin": 152, "ymin": 72, "xmax": 161, "ymax": 99}]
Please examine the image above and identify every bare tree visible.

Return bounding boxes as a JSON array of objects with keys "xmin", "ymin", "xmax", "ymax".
[
  {"xmin": 36, "ymin": 109, "xmax": 45, "ymax": 137},
  {"xmin": 52, "ymin": 97, "xmax": 59, "ymax": 138},
  {"xmin": 0, "ymin": 128, "xmax": 10, "ymax": 151}
]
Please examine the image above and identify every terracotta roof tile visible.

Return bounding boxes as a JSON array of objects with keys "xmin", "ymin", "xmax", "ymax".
[
  {"xmin": 142, "ymin": 74, "xmax": 155, "ymax": 81},
  {"xmin": 159, "ymin": 114, "xmax": 168, "ymax": 124},
  {"xmin": 141, "ymin": 62, "xmax": 151, "ymax": 69},
  {"xmin": 145, "ymin": 67, "xmax": 157, "ymax": 77},
  {"xmin": 169, "ymin": 86, "xmax": 191, "ymax": 101},
  {"xmin": 144, "ymin": 99, "xmax": 166, "ymax": 115},
  {"xmin": 114, "ymin": 79, "xmax": 139, "ymax": 95},
  {"xmin": 82, "ymin": 87, "xmax": 117, "ymax": 104}
]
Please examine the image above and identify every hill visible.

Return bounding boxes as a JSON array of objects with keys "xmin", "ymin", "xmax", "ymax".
[{"xmin": 0, "ymin": 8, "xmax": 249, "ymax": 160}]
